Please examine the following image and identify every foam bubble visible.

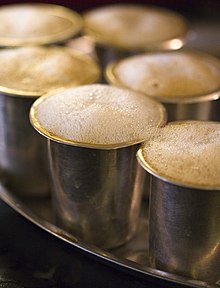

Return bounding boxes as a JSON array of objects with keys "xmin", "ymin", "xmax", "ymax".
[
  {"xmin": 112, "ymin": 51, "xmax": 220, "ymax": 99},
  {"xmin": 35, "ymin": 84, "xmax": 165, "ymax": 146},
  {"xmin": 84, "ymin": 5, "xmax": 187, "ymax": 49},
  {"xmin": 0, "ymin": 46, "xmax": 99, "ymax": 95},
  {"xmin": 140, "ymin": 121, "xmax": 220, "ymax": 188}
]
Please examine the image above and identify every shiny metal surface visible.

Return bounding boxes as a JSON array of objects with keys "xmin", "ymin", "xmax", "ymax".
[
  {"xmin": 83, "ymin": 6, "xmax": 189, "ymax": 82},
  {"xmin": 0, "ymin": 94, "xmax": 50, "ymax": 197},
  {"xmin": 48, "ymin": 140, "xmax": 145, "ymax": 249},
  {"xmin": 105, "ymin": 51, "xmax": 220, "ymax": 122},
  {"xmin": 149, "ymin": 177, "xmax": 220, "ymax": 284},
  {"xmin": 210, "ymin": 97, "xmax": 220, "ymax": 122},
  {"xmin": 0, "ymin": 182, "xmax": 216, "ymax": 288},
  {"xmin": 96, "ymin": 46, "xmax": 139, "ymax": 82},
  {"xmin": 136, "ymin": 121, "xmax": 220, "ymax": 285},
  {"xmin": 0, "ymin": 46, "xmax": 100, "ymax": 198},
  {"xmin": 83, "ymin": 4, "xmax": 189, "ymax": 76},
  {"xmin": 163, "ymin": 99, "xmax": 219, "ymax": 121}
]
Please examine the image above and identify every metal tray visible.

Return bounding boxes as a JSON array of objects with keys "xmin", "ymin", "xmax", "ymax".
[{"xmin": 0, "ymin": 182, "xmax": 218, "ymax": 288}]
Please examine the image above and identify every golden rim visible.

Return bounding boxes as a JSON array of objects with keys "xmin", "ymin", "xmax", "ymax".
[
  {"xmin": 29, "ymin": 89, "xmax": 167, "ymax": 150},
  {"xmin": 136, "ymin": 120, "xmax": 220, "ymax": 190},
  {"xmin": 84, "ymin": 28, "xmax": 188, "ymax": 52},
  {"xmin": 0, "ymin": 46, "xmax": 100, "ymax": 97},
  {"xmin": 83, "ymin": 5, "xmax": 189, "ymax": 52},
  {"xmin": 105, "ymin": 50, "xmax": 220, "ymax": 104},
  {"xmin": 0, "ymin": 3, "xmax": 83, "ymax": 47}
]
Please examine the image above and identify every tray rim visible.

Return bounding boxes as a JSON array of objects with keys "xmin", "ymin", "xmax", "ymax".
[{"xmin": 0, "ymin": 182, "xmax": 216, "ymax": 288}]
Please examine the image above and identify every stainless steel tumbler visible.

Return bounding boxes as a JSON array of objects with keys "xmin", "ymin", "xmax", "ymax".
[
  {"xmin": 0, "ymin": 3, "xmax": 83, "ymax": 47},
  {"xmin": 48, "ymin": 141, "xmax": 145, "ymax": 249},
  {"xmin": 30, "ymin": 84, "xmax": 166, "ymax": 249},
  {"xmin": 105, "ymin": 50, "xmax": 220, "ymax": 122},
  {"xmin": 137, "ymin": 121, "xmax": 220, "ymax": 284},
  {"xmin": 106, "ymin": 50, "xmax": 220, "ymax": 201},
  {"xmin": 83, "ymin": 4, "xmax": 189, "ymax": 81},
  {"xmin": 0, "ymin": 46, "xmax": 100, "ymax": 197},
  {"xmin": 148, "ymin": 177, "xmax": 220, "ymax": 284},
  {"xmin": 0, "ymin": 95, "xmax": 49, "ymax": 197}
]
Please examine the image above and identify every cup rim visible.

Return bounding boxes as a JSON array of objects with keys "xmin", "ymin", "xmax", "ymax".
[
  {"xmin": 136, "ymin": 120, "xmax": 220, "ymax": 190},
  {"xmin": 83, "ymin": 4, "xmax": 190, "ymax": 52},
  {"xmin": 0, "ymin": 46, "xmax": 100, "ymax": 98},
  {"xmin": 29, "ymin": 88, "xmax": 167, "ymax": 150},
  {"xmin": 0, "ymin": 3, "xmax": 83, "ymax": 47},
  {"xmin": 105, "ymin": 50, "xmax": 220, "ymax": 104},
  {"xmin": 137, "ymin": 148, "xmax": 220, "ymax": 190}
]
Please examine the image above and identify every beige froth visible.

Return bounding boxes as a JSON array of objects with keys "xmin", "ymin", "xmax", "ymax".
[
  {"xmin": 34, "ymin": 84, "xmax": 166, "ymax": 146},
  {"xmin": 0, "ymin": 4, "xmax": 82, "ymax": 46},
  {"xmin": 140, "ymin": 121, "xmax": 220, "ymax": 188},
  {"xmin": 83, "ymin": 5, "xmax": 187, "ymax": 50},
  {"xmin": 0, "ymin": 46, "xmax": 100, "ymax": 96},
  {"xmin": 111, "ymin": 51, "xmax": 220, "ymax": 99}
]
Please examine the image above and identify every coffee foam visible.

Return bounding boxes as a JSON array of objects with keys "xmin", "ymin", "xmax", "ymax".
[
  {"xmin": 140, "ymin": 121, "xmax": 220, "ymax": 188},
  {"xmin": 0, "ymin": 47, "xmax": 99, "ymax": 95},
  {"xmin": 35, "ymin": 84, "xmax": 165, "ymax": 146},
  {"xmin": 84, "ymin": 5, "xmax": 187, "ymax": 49},
  {"xmin": 0, "ymin": 4, "xmax": 80, "ymax": 42},
  {"xmin": 112, "ymin": 51, "xmax": 220, "ymax": 99}
]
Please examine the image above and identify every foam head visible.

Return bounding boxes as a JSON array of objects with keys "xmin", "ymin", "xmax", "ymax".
[
  {"xmin": 138, "ymin": 121, "xmax": 220, "ymax": 189},
  {"xmin": 107, "ymin": 51, "xmax": 220, "ymax": 101},
  {"xmin": 31, "ymin": 84, "xmax": 166, "ymax": 148},
  {"xmin": 83, "ymin": 5, "xmax": 188, "ymax": 50},
  {"xmin": 0, "ymin": 46, "xmax": 100, "ymax": 96},
  {"xmin": 0, "ymin": 3, "xmax": 82, "ymax": 46}
]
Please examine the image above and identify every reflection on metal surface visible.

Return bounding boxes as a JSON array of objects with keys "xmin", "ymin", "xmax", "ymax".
[
  {"xmin": 169, "ymin": 38, "xmax": 185, "ymax": 50},
  {"xmin": 0, "ymin": 182, "xmax": 217, "ymax": 288}
]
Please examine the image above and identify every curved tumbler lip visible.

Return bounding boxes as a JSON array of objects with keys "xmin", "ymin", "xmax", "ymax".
[
  {"xmin": 137, "ymin": 148, "xmax": 220, "ymax": 191},
  {"xmin": 83, "ymin": 4, "xmax": 190, "ymax": 52},
  {"xmin": 0, "ymin": 3, "xmax": 83, "ymax": 47},
  {"xmin": 0, "ymin": 47, "xmax": 100, "ymax": 98},
  {"xmin": 105, "ymin": 50, "xmax": 220, "ymax": 104},
  {"xmin": 136, "ymin": 120, "xmax": 220, "ymax": 190},
  {"xmin": 29, "ymin": 89, "xmax": 167, "ymax": 150}
]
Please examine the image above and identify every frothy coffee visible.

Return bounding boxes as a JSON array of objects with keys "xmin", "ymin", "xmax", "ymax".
[
  {"xmin": 0, "ymin": 46, "xmax": 100, "ymax": 96},
  {"xmin": 0, "ymin": 4, "xmax": 82, "ymax": 46},
  {"xmin": 106, "ymin": 51, "xmax": 220, "ymax": 101},
  {"xmin": 31, "ymin": 84, "xmax": 166, "ymax": 147},
  {"xmin": 83, "ymin": 5, "xmax": 188, "ymax": 50},
  {"xmin": 138, "ymin": 121, "xmax": 220, "ymax": 188}
]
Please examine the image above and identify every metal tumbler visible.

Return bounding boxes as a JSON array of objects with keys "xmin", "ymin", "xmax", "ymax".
[
  {"xmin": 30, "ymin": 84, "xmax": 166, "ymax": 249},
  {"xmin": 48, "ymin": 141, "xmax": 145, "ymax": 249},
  {"xmin": 0, "ymin": 3, "xmax": 83, "ymax": 47},
  {"xmin": 105, "ymin": 49, "xmax": 220, "ymax": 122},
  {"xmin": 0, "ymin": 95, "xmax": 49, "ymax": 197},
  {"xmin": 137, "ymin": 120, "xmax": 220, "ymax": 284},
  {"xmin": 0, "ymin": 46, "xmax": 100, "ymax": 197},
  {"xmin": 83, "ymin": 4, "xmax": 189, "ymax": 81},
  {"xmin": 106, "ymin": 50, "xmax": 220, "ymax": 200}
]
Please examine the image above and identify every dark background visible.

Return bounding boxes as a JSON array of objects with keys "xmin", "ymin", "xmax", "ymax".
[
  {"xmin": 0, "ymin": 0, "xmax": 219, "ymax": 20},
  {"xmin": 0, "ymin": 1, "xmax": 219, "ymax": 287}
]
